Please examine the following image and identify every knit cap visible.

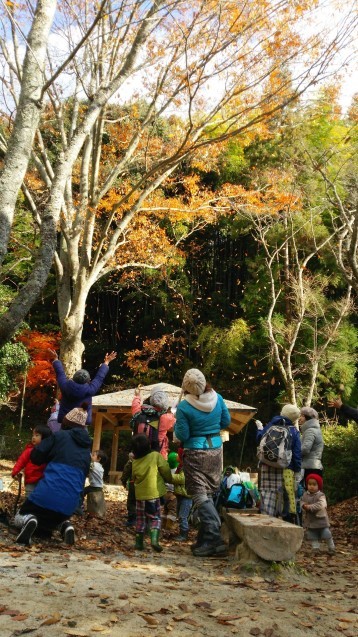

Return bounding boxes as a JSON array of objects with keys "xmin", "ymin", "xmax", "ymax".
[
  {"xmin": 65, "ymin": 406, "xmax": 87, "ymax": 427},
  {"xmin": 73, "ymin": 369, "xmax": 91, "ymax": 384},
  {"xmin": 168, "ymin": 452, "xmax": 179, "ymax": 469},
  {"xmin": 149, "ymin": 390, "xmax": 169, "ymax": 411},
  {"xmin": 300, "ymin": 406, "xmax": 319, "ymax": 420},
  {"xmin": 280, "ymin": 404, "xmax": 300, "ymax": 423},
  {"xmin": 182, "ymin": 368, "xmax": 206, "ymax": 396},
  {"xmin": 306, "ymin": 473, "xmax": 323, "ymax": 491}
]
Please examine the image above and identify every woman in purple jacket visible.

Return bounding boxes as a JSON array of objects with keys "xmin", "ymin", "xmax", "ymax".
[{"xmin": 49, "ymin": 349, "xmax": 117, "ymax": 425}]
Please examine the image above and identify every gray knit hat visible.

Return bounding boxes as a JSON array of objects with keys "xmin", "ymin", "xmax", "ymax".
[
  {"xmin": 149, "ymin": 390, "xmax": 169, "ymax": 411},
  {"xmin": 182, "ymin": 368, "xmax": 206, "ymax": 396},
  {"xmin": 281, "ymin": 404, "xmax": 301, "ymax": 423},
  {"xmin": 73, "ymin": 369, "xmax": 91, "ymax": 384},
  {"xmin": 300, "ymin": 406, "xmax": 319, "ymax": 420}
]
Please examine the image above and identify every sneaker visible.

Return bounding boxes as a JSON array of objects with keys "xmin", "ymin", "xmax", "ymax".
[
  {"xmin": 64, "ymin": 525, "xmax": 75, "ymax": 545},
  {"xmin": 60, "ymin": 522, "xmax": 75, "ymax": 545},
  {"xmin": 16, "ymin": 517, "xmax": 37, "ymax": 545}
]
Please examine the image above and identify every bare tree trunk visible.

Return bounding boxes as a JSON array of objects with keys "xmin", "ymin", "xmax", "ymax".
[
  {"xmin": 59, "ymin": 283, "xmax": 89, "ymax": 376},
  {"xmin": 0, "ymin": 0, "xmax": 57, "ymax": 266}
]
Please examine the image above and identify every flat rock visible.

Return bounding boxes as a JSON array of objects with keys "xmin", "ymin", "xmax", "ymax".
[{"xmin": 224, "ymin": 511, "xmax": 304, "ymax": 561}]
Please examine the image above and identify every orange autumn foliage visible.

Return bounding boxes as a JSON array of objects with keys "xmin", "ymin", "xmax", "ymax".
[{"xmin": 18, "ymin": 330, "xmax": 60, "ymax": 408}]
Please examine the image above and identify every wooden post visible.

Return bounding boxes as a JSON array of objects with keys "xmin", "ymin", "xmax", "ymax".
[
  {"xmin": 110, "ymin": 427, "xmax": 119, "ymax": 473},
  {"xmin": 92, "ymin": 412, "xmax": 103, "ymax": 451}
]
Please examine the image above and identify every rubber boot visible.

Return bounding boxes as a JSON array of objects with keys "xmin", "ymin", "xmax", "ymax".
[
  {"xmin": 192, "ymin": 500, "xmax": 226, "ymax": 557},
  {"xmin": 150, "ymin": 528, "xmax": 163, "ymax": 552},
  {"xmin": 311, "ymin": 541, "xmax": 320, "ymax": 553},
  {"xmin": 135, "ymin": 532, "xmax": 144, "ymax": 550}
]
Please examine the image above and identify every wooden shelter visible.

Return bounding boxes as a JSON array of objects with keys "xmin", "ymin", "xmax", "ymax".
[{"xmin": 92, "ymin": 383, "xmax": 257, "ymax": 479}]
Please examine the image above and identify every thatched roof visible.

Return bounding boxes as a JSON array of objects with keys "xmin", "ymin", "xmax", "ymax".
[{"xmin": 92, "ymin": 383, "xmax": 257, "ymax": 435}]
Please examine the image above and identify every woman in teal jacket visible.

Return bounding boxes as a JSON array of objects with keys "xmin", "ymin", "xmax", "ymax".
[{"xmin": 174, "ymin": 368, "xmax": 230, "ymax": 557}]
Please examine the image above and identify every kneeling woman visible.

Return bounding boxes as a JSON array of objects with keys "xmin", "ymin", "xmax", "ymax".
[{"xmin": 174, "ymin": 369, "xmax": 231, "ymax": 557}]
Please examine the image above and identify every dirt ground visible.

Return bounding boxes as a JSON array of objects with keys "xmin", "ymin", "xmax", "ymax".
[{"xmin": 0, "ymin": 462, "xmax": 357, "ymax": 637}]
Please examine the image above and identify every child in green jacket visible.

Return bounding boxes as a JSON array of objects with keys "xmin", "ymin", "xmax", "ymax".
[{"xmin": 131, "ymin": 434, "xmax": 184, "ymax": 552}]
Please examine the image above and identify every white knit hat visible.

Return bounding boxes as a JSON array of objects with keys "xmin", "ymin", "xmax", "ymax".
[
  {"xmin": 149, "ymin": 390, "xmax": 169, "ymax": 411},
  {"xmin": 65, "ymin": 407, "xmax": 87, "ymax": 427},
  {"xmin": 182, "ymin": 368, "xmax": 206, "ymax": 396},
  {"xmin": 281, "ymin": 404, "xmax": 300, "ymax": 423}
]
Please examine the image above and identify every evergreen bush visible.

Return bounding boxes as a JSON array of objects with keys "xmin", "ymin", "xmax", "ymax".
[{"xmin": 322, "ymin": 423, "xmax": 358, "ymax": 504}]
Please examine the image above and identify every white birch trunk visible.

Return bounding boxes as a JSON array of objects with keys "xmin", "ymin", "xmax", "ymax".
[{"xmin": 0, "ymin": 0, "xmax": 57, "ymax": 265}]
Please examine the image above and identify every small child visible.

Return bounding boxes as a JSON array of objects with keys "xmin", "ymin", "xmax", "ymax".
[
  {"xmin": 121, "ymin": 452, "xmax": 136, "ymax": 527},
  {"xmin": 47, "ymin": 399, "xmax": 61, "ymax": 433},
  {"xmin": 131, "ymin": 434, "xmax": 184, "ymax": 552},
  {"xmin": 174, "ymin": 447, "xmax": 192, "ymax": 542},
  {"xmin": 12, "ymin": 425, "xmax": 52, "ymax": 496},
  {"xmin": 301, "ymin": 473, "xmax": 335, "ymax": 554},
  {"xmin": 161, "ymin": 451, "xmax": 179, "ymax": 532},
  {"xmin": 84, "ymin": 450, "xmax": 107, "ymax": 518}
]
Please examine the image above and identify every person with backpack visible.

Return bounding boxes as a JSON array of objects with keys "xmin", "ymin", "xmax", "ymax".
[
  {"xmin": 299, "ymin": 407, "xmax": 324, "ymax": 481},
  {"xmin": 256, "ymin": 404, "xmax": 301, "ymax": 521},
  {"xmin": 174, "ymin": 368, "xmax": 231, "ymax": 557},
  {"xmin": 131, "ymin": 386, "xmax": 175, "ymax": 458}
]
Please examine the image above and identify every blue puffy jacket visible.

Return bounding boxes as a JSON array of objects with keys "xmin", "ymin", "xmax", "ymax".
[
  {"xmin": 53, "ymin": 360, "xmax": 109, "ymax": 424},
  {"xmin": 256, "ymin": 415, "xmax": 301, "ymax": 472},
  {"xmin": 29, "ymin": 428, "xmax": 91, "ymax": 516}
]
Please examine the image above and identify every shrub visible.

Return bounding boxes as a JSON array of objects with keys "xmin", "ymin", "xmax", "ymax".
[{"xmin": 322, "ymin": 423, "xmax": 358, "ymax": 504}]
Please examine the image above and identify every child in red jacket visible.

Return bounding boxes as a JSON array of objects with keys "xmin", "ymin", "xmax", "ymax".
[{"xmin": 12, "ymin": 425, "xmax": 52, "ymax": 496}]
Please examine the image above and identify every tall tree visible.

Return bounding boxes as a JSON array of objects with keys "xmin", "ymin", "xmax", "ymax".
[{"xmin": 0, "ymin": 0, "xmax": 357, "ymax": 373}]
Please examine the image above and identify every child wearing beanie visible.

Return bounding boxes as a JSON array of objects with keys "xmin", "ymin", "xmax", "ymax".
[{"xmin": 301, "ymin": 473, "xmax": 335, "ymax": 554}]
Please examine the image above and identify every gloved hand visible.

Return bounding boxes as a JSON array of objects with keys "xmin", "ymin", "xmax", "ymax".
[{"xmin": 254, "ymin": 419, "xmax": 263, "ymax": 430}]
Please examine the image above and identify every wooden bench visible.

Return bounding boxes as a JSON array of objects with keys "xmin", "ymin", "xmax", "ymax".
[{"xmin": 222, "ymin": 510, "xmax": 304, "ymax": 562}]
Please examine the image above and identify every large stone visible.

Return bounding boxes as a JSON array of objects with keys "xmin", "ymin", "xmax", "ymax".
[{"xmin": 223, "ymin": 511, "xmax": 304, "ymax": 562}]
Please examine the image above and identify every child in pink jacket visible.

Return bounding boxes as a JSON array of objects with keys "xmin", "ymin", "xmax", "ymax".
[{"xmin": 131, "ymin": 387, "xmax": 175, "ymax": 459}]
